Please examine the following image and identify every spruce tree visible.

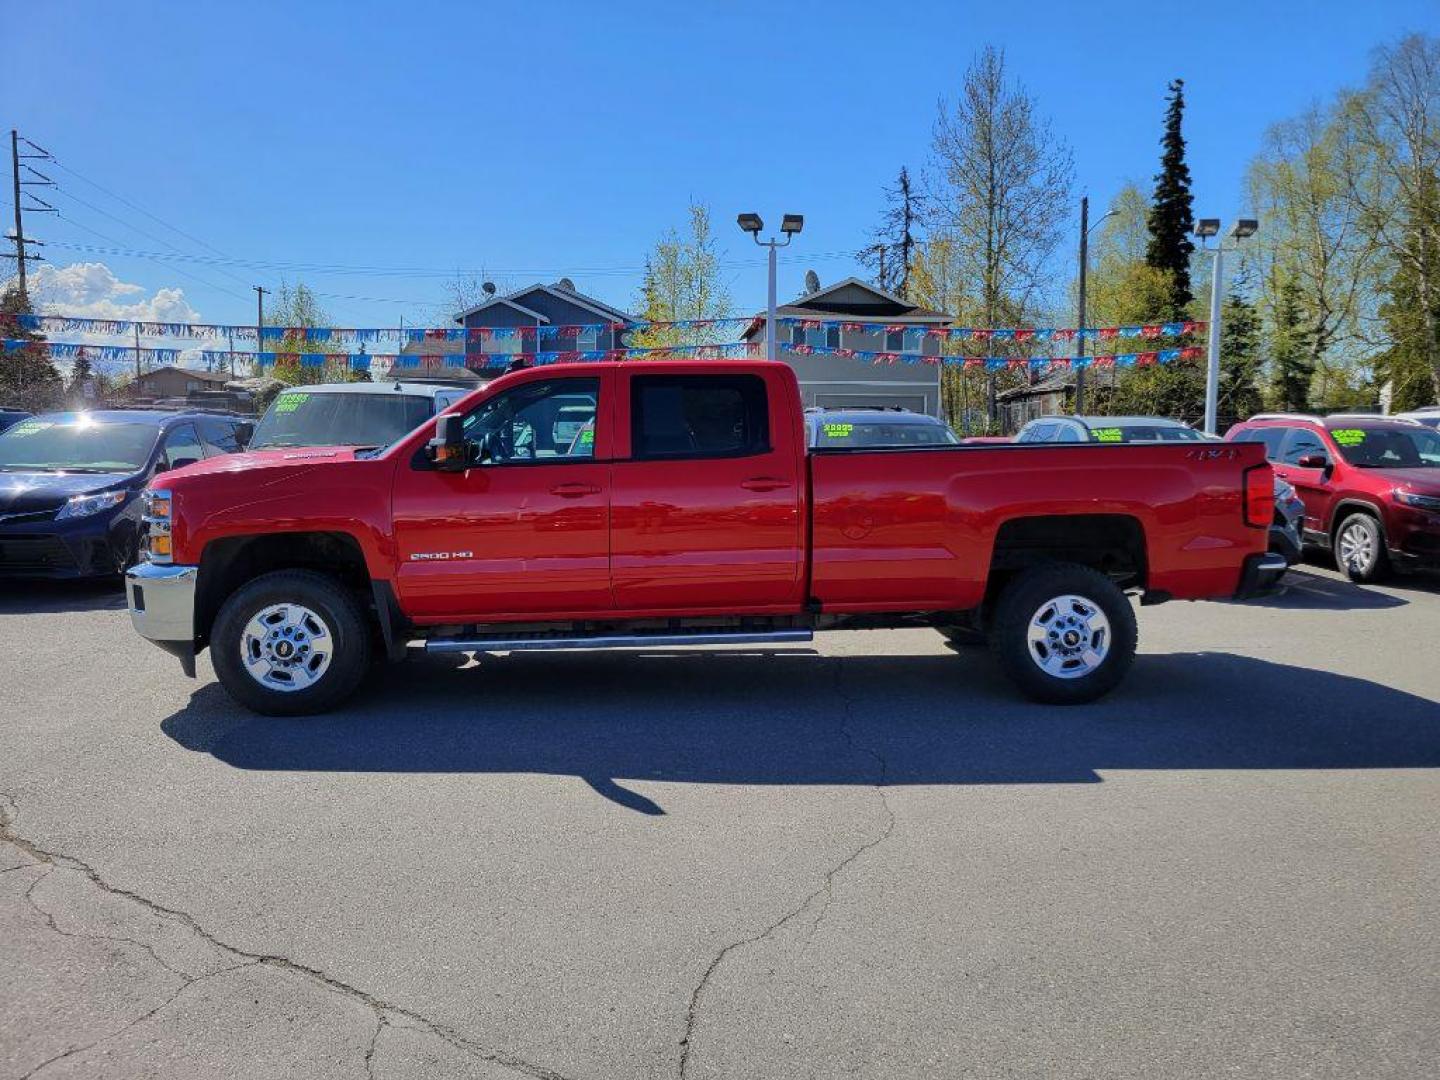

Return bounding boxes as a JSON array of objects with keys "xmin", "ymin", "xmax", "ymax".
[
  {"xmin": 1270, "ymin": 276, "xmax": 1313, "ymax": 411},
  {"xmin": 0, "ymin": 282, "xmax": 62, "ymax": 412},
  {"xmin": 1145, "ymin": 79, "xmax": 1196, "ymax": 317},
  {"xmin": 1217, "ymin": 286, "xmax": 1263, "ymax": 422}
]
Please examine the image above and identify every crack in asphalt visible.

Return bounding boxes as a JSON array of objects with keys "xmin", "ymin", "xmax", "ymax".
[
  {"xmin": 18, "ymin": 960, "xmax": 259, "ymax": 1080},
  {"xmin": 0, "ymin": 792, "xmax": 578, "ymax": 1080},
  {"xmin": 675, "ymin": 658, "xmax": 896, "ymax": 1079}
]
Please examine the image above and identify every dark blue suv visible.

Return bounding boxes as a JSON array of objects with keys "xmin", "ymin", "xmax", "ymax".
[{"xmin": 0, "ymin": 409, "xmax": 250, "ymax": 578}]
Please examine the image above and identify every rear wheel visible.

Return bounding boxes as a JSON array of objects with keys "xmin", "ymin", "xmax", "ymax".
[
  {"xmin": 211, "ymin": 570, "xmax": 371, "ymax": 716},
  {"xmin": 990, "ymin": 563, "xmax": 1137, "ymax": 705},
  {"xmin": 1335, "ymin": 513, "xmax": 1389, "ymax": 583}
]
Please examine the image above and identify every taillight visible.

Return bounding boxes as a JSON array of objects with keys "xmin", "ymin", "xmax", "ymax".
[{"xmin": 1243, "ymin": 466, "xmax": 1273, "ymax": 528}]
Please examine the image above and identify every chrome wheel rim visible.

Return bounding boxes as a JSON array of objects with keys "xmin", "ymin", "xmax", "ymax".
[
  {"xmin": 1339, "ymin": 523, "xmax": 1374, "ymax": 573},
  {"xmin": 241, "ymin": 603, "xmax": 333, "ymax": 692},
  {"xmin": 1026, "ymin": 594, "xmax": 1110, "ymax": 680}
]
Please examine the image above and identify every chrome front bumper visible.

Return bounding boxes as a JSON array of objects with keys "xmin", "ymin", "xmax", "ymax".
[{"xmin": 126, "ymin": 562, "xmax": 199, "ymax": 675}]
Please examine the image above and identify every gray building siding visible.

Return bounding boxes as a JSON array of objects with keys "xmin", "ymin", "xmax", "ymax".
[{"xmin": 460, "ymin": 287, "xmax": 624, "ymax": 366}]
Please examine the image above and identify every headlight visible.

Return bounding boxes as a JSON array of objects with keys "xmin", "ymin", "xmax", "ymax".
[
  {"xmin": 55, "ymin": 489, "xmax": 129, "ymax": 520},
  {"xmin": 142, "ymin": 489, "xmax": 173, "ymax": 563},
  {"xmin": 1394, "ymin": 489, "xmax": 1440, "ymax": 512}
]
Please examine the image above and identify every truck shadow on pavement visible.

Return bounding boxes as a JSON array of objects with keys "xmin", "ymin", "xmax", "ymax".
[
  {"xmin": 0, "ymin": 578, "xmax": 127, "ymax": 614},
  {"xmin": 1234, "ymin": 569, "xmax": 1408, "ymax": 610},
  {"xmin": 160, "ymin": 649, "xmax": 1440, "ymax": 814}
]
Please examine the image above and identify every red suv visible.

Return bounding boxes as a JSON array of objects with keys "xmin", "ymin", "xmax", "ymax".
[{"xmin": 1224, "ymin": 414, "xmax": 1440, "ymax": 581}]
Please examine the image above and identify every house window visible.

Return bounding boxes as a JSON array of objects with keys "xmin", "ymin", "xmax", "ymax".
[
  {"xmin": 577, "ymin": 327, "xmax": 600, "ymax": 352},
  {"xmin": 791, "ymin": 325, "xmax": 806, "ymax": 347},
  {"xmin": 885, "ymin": 329, "xmax": 906, "ymax": 352},
  {"xmin": 826, "ymin": 326, "xmax": 841, "ymax": 349}
]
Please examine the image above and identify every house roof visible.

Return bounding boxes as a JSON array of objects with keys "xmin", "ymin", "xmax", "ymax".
[
  {"xmin": 996, "ymin": 366, "xmax": 1077, "ymax": 400},
  {"xmin": 138, "ymin": 365, "xmax": 232, "ymax": 384},
  {"xmin": 454, "ymin": 281, "xmax": 634, "ymax": 325},
  {"xmin": 741, "ymin": 277, "xmax": 951, "ymax": 340}
]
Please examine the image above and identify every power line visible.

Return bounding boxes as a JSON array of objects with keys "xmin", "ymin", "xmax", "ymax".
[
  {"xmin": 48, "ymin": 157, "xmax": 234, "ymax": 258},
  {"xmin": 52, "ymin": 211, "xmax": 251, "ymax": 303}
]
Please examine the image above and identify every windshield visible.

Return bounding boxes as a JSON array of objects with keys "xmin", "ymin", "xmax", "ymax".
[
  {"xmin": 1089, "ymin": 424, "xmax": 1203, "ymax": 443},
  {"xmin": 250, "ymin": 391, "xmax": 434, "ymax": 449},
  {"xmin": 1330, "ymin": 425, "xmax": 1440, "ymax": 468},
  {"xmin": 0, "ymin": 417, "xmax": 157, "ymax": 472},
  {"xmin": 814, "ymin": 419, "xmax": 959, "ymax": 448}
]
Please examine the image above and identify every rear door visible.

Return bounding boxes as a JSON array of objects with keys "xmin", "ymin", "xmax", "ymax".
[{"xmin": 609, "ymin": 368, "xmax": 805, "ymax": 612}]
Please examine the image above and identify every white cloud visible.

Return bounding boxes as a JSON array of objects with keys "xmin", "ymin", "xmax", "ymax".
[{"xmin": 22, "ymin": 262, "xmax": 201, "ymax": 323}]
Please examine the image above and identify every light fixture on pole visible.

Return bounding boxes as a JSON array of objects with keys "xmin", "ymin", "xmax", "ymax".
[
  {"xmin": 1195, "ymin": 217, "xmax": 1258, "ymax": 435},
  {"xmin": 738, "ymin": 211, "xmax": 803, "ymax": 362}
]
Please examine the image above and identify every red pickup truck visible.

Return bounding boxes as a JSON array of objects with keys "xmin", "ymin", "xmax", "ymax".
[{"xmin": 125, "ymin": 361, "xmax": 1281, "ymax": 715}]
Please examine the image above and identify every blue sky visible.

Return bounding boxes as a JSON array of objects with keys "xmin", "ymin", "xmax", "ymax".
[{"xmin": 6, "ymin": 0, "xmax": 1437, "ymax": 330}]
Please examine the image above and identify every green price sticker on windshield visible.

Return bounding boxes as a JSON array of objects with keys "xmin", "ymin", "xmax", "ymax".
[
  {"xmin": 1332, "ymin": 428, "xmax": 1366, "ymax": 447},
  {"xmin": 273, "ymin": 393, "xmax": 309, "ymax": 414},
  {"xmin": 823, "ymin": 422, "xmax": 854, "ymax": 439},
  {"xmin": 1092, "ymin": 427, "xmax": 1123, "ymax": 443},
  {"xmin": 8, "ymin": 420, "xmax": 50, "ymax": 437},
  {"xmin": 579, "ymin": 428, "xmax": 594, "ymax": 446}
]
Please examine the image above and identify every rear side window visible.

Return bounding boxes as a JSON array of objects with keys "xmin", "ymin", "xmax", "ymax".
[
  {"xmin": 1232, "ymin": 426, "xmax": 1287, "ymax": 459},
  {"xmin": 631, "ymin": 375, "xmax": 769, "ymax": 460}
]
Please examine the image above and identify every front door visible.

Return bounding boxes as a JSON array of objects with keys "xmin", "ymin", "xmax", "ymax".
[
  {"xmin": 1275, "ymin": 427, "xmax": 1335, "ymax": 534},
  {"xmin": 391, "ymin": 373, "xmax": 612, "ymax": 620},
  {"xmin": 609, "ymin": 370, "xmax": 805, "ymax": 612}
]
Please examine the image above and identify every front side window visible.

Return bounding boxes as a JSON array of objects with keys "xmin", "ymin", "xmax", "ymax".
[
  {"xmin": 1280, "ymin": 428, "xmax": 1328, "ymax": 465},
  {"xmin": 162, "ymin": 424, "xmax": 205, "ymax": 469},
  {"xmin": 462, "ymin": 378, "xmax": 599, "ymax": 463},
  {"xmin": 198, "ymin": 418, "xmax": 243, "ymax": 455},
  {"xmin": 631, "ymin": 374, "xmax": 769, "ymax": 460}
]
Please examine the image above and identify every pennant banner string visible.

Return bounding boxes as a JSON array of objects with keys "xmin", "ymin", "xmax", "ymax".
[{"xmin": 2, "ymin": 311, "xmax": 1206, "ymax": 344}]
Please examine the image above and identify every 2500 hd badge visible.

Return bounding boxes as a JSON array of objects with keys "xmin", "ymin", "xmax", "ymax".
[{"xmin": 409, "ymin": 550, "xmax": 474, "ymax": 561}]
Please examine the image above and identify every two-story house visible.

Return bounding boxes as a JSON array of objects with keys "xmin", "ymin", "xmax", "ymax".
[{"xmin": 742, "ymin": 277, "xmax": 952, "ymax": 417}]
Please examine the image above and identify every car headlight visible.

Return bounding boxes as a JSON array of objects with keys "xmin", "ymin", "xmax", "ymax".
[
  {"xmin": 55, "ymin": 489, "xmax": 129, "ymax": 520},
  {"xmin": 1394, "ymin": 489, "xmax": 1440, "ymax": 512}
]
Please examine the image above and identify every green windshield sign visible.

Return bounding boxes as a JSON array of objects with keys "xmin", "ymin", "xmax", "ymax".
[
  {"xmin": 1332, "ymin": 428, "xmax": 1366, "ymax": 447},
  {"xmin": 273, "ymin": 393, "xmax": 309, "ymax": 414}
]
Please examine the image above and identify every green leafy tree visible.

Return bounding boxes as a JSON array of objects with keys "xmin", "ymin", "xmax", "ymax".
[
  {"xmin": 1270, "ymin": 274, "xmax": 1314, "ymax": 410},
  {"xmin": 634, "ymin": 203, "xmax": 733, "ymax": 350},
  {"xmin": 0, "ymin": 282, "xmax": 62, "ymax": 411},
  {"xmin": 1145, "ymin": 79, "xmax": 1197, "ymax": 317},
  {"xmin": 264, "ymin": 281, "xmax": 349, "ymax": 385},
  {"xmin": 1374, "ymin": 232, "xmax": 1440, "ymax": 410}
]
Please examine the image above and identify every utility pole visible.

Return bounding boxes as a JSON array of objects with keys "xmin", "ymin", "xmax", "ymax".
[
  {"xmin": 253, "ymin": 285, "xmax": 270, "ymax": 364},
  {"xmin": 8, "ymin": 131, "xmax": 55, "ymax": 298},
  {"xmin": 134, "ymin": 321, "xmax": 142, "ymax": 382},
  {"xmin": 1075, "ymin": 196, "xmax": 1089, "ymax": 414}
]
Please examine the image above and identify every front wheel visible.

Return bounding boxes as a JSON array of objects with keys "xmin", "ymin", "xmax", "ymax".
[
  {"xmin": 990, "ymin": 563, "xmax": 1137, "ymax": 705},
  {"xmin": 211, "ymin": 570, "xmax": 372, "ymax": 716},
  {"xmin": 1335, "ymin": 513, "xmax": 1389, "ymax": 583}
]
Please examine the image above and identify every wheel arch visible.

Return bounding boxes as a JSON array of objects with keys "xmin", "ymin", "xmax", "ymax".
[
  {"xmin": 1329, "ymin": 498, "xmax": 1389, "ymax": 545},
  {"xmin": 984, "ymin": 513, "xmax": 1148, "ymax": 614},
  {"xmin": 194, "ymin": 530, "xmax": 375, "ymax": 650}
]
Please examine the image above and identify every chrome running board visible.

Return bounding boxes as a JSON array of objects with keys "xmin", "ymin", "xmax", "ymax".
[{"xmin": 424, "ymin": 628, "xmax": 813, "ymax": 654}]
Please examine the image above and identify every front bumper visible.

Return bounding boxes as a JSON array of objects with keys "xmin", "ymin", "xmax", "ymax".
[
  {"xmin": 1233, "ymin": 552, "xmax": 1290, "ymax": 600},
  {"xmin": 125, "ymin": 561, "xmax": 199, "ymax": 676},
  {"xmin": 0, "ymin": 514, "xmax": 137, "ymax": 579}
]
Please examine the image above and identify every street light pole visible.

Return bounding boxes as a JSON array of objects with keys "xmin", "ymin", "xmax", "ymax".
[
  {"xmin": 1203, "ymin": 243, "xmax": 1225, "ymax": 435},
  {"xmin": 737, "ymin": 213, "xmax": 803, "ymax": 362},
  {"xmin": 1075, "ymin": 197, "xmax": 1118, "ymax": 415},
  {"xmin": 1194, "ymin": 217, "xmax": 1258, "ymax": 435}
]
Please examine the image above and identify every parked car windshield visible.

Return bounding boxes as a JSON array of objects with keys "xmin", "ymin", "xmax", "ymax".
[
  {"xmin": 1329, "ymin": 425, "xmax": 1440, "ymax": 468},
  {"xmin": 1091, "ymin": 424, "xmax": 1203, "ymax": 443},
  {"xmin": 0, "ymin": 417, "xmax": 157, "ymax": 472},
  {"xmin": 813, "ymin": 419, "xmax": 959, "ymax": 447},
  {"xmin": 250, "ymin": 390, "xmax": 435, "ymax": 449}
]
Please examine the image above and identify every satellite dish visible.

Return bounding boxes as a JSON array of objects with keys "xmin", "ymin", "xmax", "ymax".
[
  {"xmin": 481, "ymin": 281, "xmax": 497, "ymax": 296},
  {"xmin": 804, "ymin": 270, "xmax": 821, "ymax": 295},
  {"xmin": 556, "ymin": 277, "xmax": 577, "ymax": 292}
]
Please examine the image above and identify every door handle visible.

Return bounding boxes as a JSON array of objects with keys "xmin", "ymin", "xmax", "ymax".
[
  {"xmin": 550, "ymin": 482, "xmax": 601, "ymax": 498},
  {"xmin": 740, "ymin": 476, "xmax": 790, "ymax": 492}
]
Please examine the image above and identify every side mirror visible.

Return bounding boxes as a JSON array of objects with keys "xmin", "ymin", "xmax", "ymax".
[
  {"xmin": 426, "ymin": 414, "xmax": 468, "ymax": 472},
  {"xmin": 1297, "ymin": 452, "xmax": 1330, "ymax": 470},
  {"xmin": 234, "ymin": 422, "xmax": 254, "ymax": 449}
]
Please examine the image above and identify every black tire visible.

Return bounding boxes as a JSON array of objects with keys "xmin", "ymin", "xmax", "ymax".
[
  {"xmin": 1334, "ymin": 512, "xmax": 1389, "ymax": 583},
  {"xmin": 210, "ymin": 569, "xmax": 372, "ymax": 716},
  {"xmin": 989, "ymin": 563, "xmax": 1137, "ymax": 705}
]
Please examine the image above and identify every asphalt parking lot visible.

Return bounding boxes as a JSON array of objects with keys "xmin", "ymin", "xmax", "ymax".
[{"xmin": 2, "ymin": 563, "xmax": 1438, "ymax": 1080}]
